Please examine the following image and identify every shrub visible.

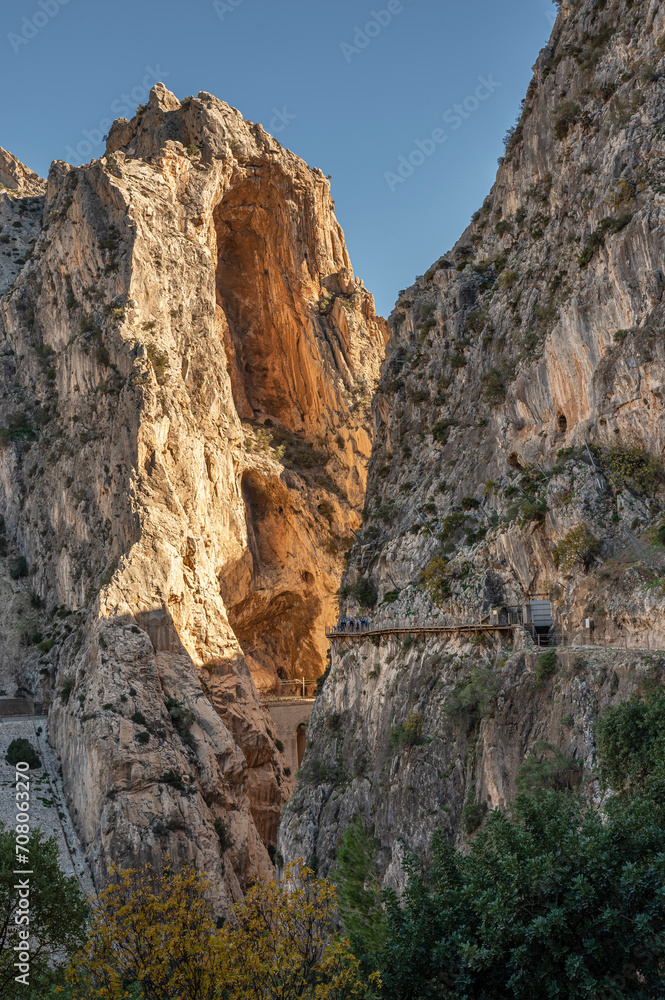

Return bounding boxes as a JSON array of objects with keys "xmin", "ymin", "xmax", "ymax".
[
  {"xmin": 187, "ymin": 144, "xmax": 201, "ymax": 157},
  {"xmin": 577, "ymin": 214, "xmax": 632, "ymax": 267},
  {"xmin": 482, "ymin": 369, "xmax": 507, "ymax": 405},
  {"xmin": 214, "ymin": 818, "xmax": 233, "ymax": 852},
  {"xmin": 494, "ymin": 220, "xmax": 512, "ymax": 236},
  {"xmin": 594, "ymin": 689, "xmax": 665, "ymax": 794},
  {"xmin": 431, "ymin": 419, "xmax": 456, "ymax": 444},
  {"xmin": 389, "ymin": 711, "xmax": 424, "ymax": 750},
  {"xmin": 382, "ymin": 589, "xmax": 399, "ymax": 604},
  {"xmin": 463, "ymin": 799, "xmax": 488, "ymax": 835},
  {"xmin": 437, "ymin": 512, "xmax": 466, "ymax": 542},
  {"xmin": 534, "ymin": 648, "xmax": 557, "ymax": 685},
  {"xmin": 445, "ymin": 667, "xmax": 498, "ymax": 724},
  {"xmin": 146, "ymin": 343, "xmax": 169, "ymax": 385},
  {"xmin": 551, "ymin": 100, "xmax": 580, "ymax": 140},
  {"xmin": 349, "ymin": 577, "xmax": 378, "ymax": 608},
  {"xmin": 613, "ymin": 328, "xmax": 629, "ymax": 342},
  {"xmin": 553, "ymin": 525, "xmax": 600, "ymax": 572},
  {"xmin": 165, "ymin": 697, "xmax": 196, "ymax": 749},
  {"xmin": 5, "ymin": 737, "xmax": 41, "ymax": 769},
  {"xmin": 9, "ymin": 555, "xmax": 29, "ymax": 579},
  {"xmin": 516, "ymin": 741, "xmax": 582, "ymax": 792},
  {"xmin": 461, "ymin": 497, "xmax": 480, "ymax": 510},
  {"xmin": 131, "ymin": 710, "xmax": 148, "ymax": 726},
  {"xmin": 498, "ymin": 269, "xmax": 519, "ymax": 289},
  {"xmin": 136, "ymin": 731, "xmax": 150, "ymax": 745},
  {"xmin": 602, "ymin": 445, "xmax": 663, "ymax": 495},
  {"xmin": 160, "ymin": 769, "xmax": 186, "ymax": 791},
  {"xmin": 421, "ymin": 556, "xmax": 452, "ymax": 602}
]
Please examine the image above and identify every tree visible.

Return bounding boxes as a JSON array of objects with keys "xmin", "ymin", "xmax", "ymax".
[
  {"xmin": 376, "ymin": 792, "xmax": 665, "ymax": 999},
  {"xmin": 0, "ymin": 824, "xmax": 88, "ymax": 998},
  {"xmin": 335, "ymin": 818, "xmax": 386, "ymax": 965},
  {"xmin": 221, "ymin": 861, "xmax": 378, "ymax": 1000},
  {"xmin": 68, "ymin": 860, "xmax": 376, "ymax": 1000},
  {"xmin": 66, "ymin": 862, "xmax": 224, "ymax": 1000}
]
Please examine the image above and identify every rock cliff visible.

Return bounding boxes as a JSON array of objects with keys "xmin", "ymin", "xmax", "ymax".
[
  {"xmin": 0, "ymin": 86, "xmax": 384, "ymax": 910},
  {"xmin": 279, "ymin": 0, "xmax": 665, "ymax": 885}
]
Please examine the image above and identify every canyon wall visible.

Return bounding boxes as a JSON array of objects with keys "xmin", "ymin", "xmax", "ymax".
[
  {"xmin": 0, "ymin": 88, "xmax": 384, "ymax": 910},
  {"xmin": 279, "ymin": 0, "xmax": 665, "ymax": 884}
]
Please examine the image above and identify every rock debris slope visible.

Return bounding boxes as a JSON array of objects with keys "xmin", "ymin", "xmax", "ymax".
[
  {"xmin": 279, "ymin": 0, "xmax": 665, "ymax": 884},
  {"xmin": 0, "ymin": 85, "xmax": 385, "ymax": 910}
]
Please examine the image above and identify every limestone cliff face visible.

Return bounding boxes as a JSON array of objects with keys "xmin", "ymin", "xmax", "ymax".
[
  {"xmin": 279, "ymin": 0, "xmax": 665, "ymax": 883},
  {"xmin": 0, "ymin": 86, "xmax": 384, "ymax": 910}
]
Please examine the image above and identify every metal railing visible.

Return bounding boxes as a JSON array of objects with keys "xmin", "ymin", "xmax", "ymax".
[{"xmin": 261, "ymin": 678, "xmax": 318, "ymax": 700}]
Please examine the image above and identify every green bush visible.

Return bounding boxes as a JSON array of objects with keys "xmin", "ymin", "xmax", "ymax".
[
  {"xmin": 516, "ymin": 741, "xmax": 582, "ymax": 793},
  {"xmin": 594, "ymin": 689, "xmax": 665, "ymax": 795},
  {"xmin": 551, "ymin": 100, "xmax": 580, "ymax": 139},
  {"xmin": 421, "ymin": 556, "xmax": 452, "ymax": 602},
  {"xmin": 577, "ymin": 214, "xmax": 632, "ymax": 267},
  {"xmin": 389, "ymin": 711, "xmax": 424, "ymax": 750},
  {"xmin": 382, "ymin": 589, "xmax": 399, "ymax": 604},
  {"xmin": 431, "ymin": 419, "xmax": 456, "ymax": 444},
  {"xmin": 131, "ymin": 711, "xmax": 148, "ymax": 726},
  {"xmin": 445, "ymin": 667, "xmax": 498, "ymax": 724},
  {"xmin": 534, "ymin": 648, "xmax": 557, "ymax": 685},
  {"xmin": 462, "ymin": 799, "xmax": 488, "ymax": 835},
  {"xmin": 602, "ymin": 445, "xmax": 664, "ymax": 495},
  {"xmin": 482, "ymin": 369, "xmax": 506, "ymax": 404},
  {"xmin": 437, "ymin": 512, "xmax": 466, "ymax": 542},
  {"xmin": 146, "ymin": 343, "xmax": 169, "ymax": 385},
  {"xmin": 214, "ymin": 817, "xmax": 233, "ymax": 852},
  {"xmin": 165, "ymin": 697, "xmax": 196, "ymax": 749},
  {"xmin": 348, "ymin": 577, "xmax": 378, "ymax": 608},
  {"xmin": 9, "ymin": 555, "xmax": 29, "ymax": 579},
  {"xmin": 552, "ymin": 524, "xmax": 600, "ymax": 572},
  {"xmin": 60, "ymin": 677, "xmax": 75, "ymax": 704},
  {"xmin": 5, "ymin": 737, "xmax": 41, "ymax": 769},
  {"xmin": 136, "ymin": 731, "xmax": 150, "ymax": 745}
]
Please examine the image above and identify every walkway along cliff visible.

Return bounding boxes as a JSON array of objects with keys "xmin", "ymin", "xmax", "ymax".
[
  {"xmin": 278, "ymin": 0, "xmax": 665, "ymax": 886},
  {"xmin": 0, "ymin": 89, "xmax": 385, "ymax": 911}
]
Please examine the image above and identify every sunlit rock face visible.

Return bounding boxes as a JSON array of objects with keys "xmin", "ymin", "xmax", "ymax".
[
  {"xmin": 279, "ymin": 0, "xmax": 665, "ymax": 886},
  {"xmin": 0, "ymin": 85, "xmax": 385, "ymax": 911}
]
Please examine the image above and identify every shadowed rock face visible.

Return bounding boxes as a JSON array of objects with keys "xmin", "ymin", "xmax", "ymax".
[
  {"xmin": 279, "ymin": 0, "xmax": 665, "ymax": 886},
  {"xmin": 0, "ymin": 85, "xmax": 384, "ymax": 910}
]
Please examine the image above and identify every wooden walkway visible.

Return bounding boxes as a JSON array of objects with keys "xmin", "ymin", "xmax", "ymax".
[{"xmin": 326, "ymin": 623, "xmax": 516, "ymax": 641}]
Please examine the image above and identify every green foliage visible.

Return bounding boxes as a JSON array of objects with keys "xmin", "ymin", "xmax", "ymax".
[
  {"xmin": 534, "ymin": 647, "xmax": 558, "ymax": 685},
  {"xmin": 431, "ymin": 419, "xmax": 456, "ymax": 445},
  {"xmin": 301, "ymin": 758, "xmax": 343, "ymax": 786},
  {"xmin": 374, "ymin": 790, "xmax": 665, "ymax": 999},
  {"xmin": 594, "ymin": 689, "xmax": 665, "ymax": 795},
  {"xmin": 601, "ymin": 445, "xmax": 664, "ymax": 495},
  {"xmin": 553, "ymin": 524, "xmax": 600, "ymax": 572},
  {"xmin": 165, "ymin": 697, "xmax": 196, "ymax": 749},
  {"xmin": 437, "ymin": 512, "xmax": 466, "ymax": 542},
  {"xmin": 214, "ymin": 817, "xmax": 233, "ymax": 852},
  {"xmin": 516, "ymin": 741, "xmax": 582, "ymax": 793},
  {"xmin": 9, "ymin": 556, "xmax": 29, "ymax": 579},
  {"xmin": 146, "ymin": 343, "xmax": 169, "ymax": 385},
  {"xmin": 335, "ymin": 817, "xmax": 387, "ymax": 963},
  {"xmin": 577, "ymin": 214, "xmax": 632, "ymax": 267},
  {"xmin": 389, "ymin": 711, "xmax": 424, "ymax": 750},
  {"xmin": 462, "ymin": 798, "xmax": 488, "ymax": 835},
  {"xmin": 445, "ymin": 667, "xmax": 498, "ymax": 725},
  {"xmin": 187, "ymin": 144, "xmax": 201, "ymax": 157},
  {"xmin": 347, "ymin": 577, "xmax": 378, "ymax": 608},
  {"xmin": 382, "ymin": 589, "xmax": 399, "ymax": 605},
  {"xmin": 136, "ymin": 731, "xmax": 150, "ymax": 745},
  {"xmin": 0, "ymin": 823, "xmax": 88, "ymax": 996},
  {"xmin": 0, "ymin": 411, "xmax": 36, "ymax": 448},
  {"xmin": 131, "ymin": 711, "xmax": 148, "ymax": 726},
  {"xmin": 420, "ymin": 556, "xmax": 451, "ymax": 602},
  {"xmin": 481, "ymin": 368, "xmax": 506, "ymax": 404},
  {"xmin": 59, "ymin": 677, "xmax": 75, "ymax": 704},
  {"xmin": 551, "ymin": 99, "xmax": 580, "ymax": 139},
  {"xmin": 460, "ymin": 497, "xmax": 480, "ymax": 510},
  {"xmin": 5, "ymin": 737, "xmax": 41, "ymax": 769}
]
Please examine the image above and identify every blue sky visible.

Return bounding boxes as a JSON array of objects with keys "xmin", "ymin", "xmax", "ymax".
[{"xmin": 1, "ymin": 0, "xmax": 557, "ymax": 316}]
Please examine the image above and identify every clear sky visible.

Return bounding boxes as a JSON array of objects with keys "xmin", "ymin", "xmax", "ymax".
[{"xmin": 1, "ymin": 0, "xmax": 557, "ymax": 316}]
